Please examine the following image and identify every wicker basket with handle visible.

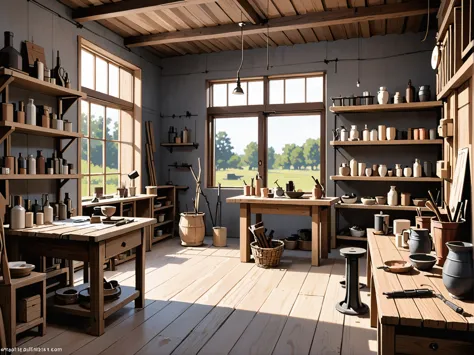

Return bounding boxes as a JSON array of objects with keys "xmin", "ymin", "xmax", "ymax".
[{"xmin": 250, "ymin": 240, "xmax": 284, "ymax": 268}]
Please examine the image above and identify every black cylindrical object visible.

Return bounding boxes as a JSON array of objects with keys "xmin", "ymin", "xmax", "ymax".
[{"xmin": 0, "ymin": 32, "xmax": 22, "ymax": 70}]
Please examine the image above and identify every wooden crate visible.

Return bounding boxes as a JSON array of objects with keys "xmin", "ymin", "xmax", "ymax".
[{"xmin": 17, "ymin": 294, "xmax": 41, "ymax": 323}]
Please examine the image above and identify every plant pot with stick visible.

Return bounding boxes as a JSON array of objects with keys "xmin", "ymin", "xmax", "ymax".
[{"xmin": 212, "ymin": 183, "xmax": 227, "ymax": 247}]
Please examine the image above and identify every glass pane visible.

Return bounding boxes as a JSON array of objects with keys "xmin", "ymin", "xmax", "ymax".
[
  {"xmin": 81, "ymin": 138, "xmax": 89, "ymax": 174},
  {"xmin": 81, "ymin": 50, "xmax": 94, "ymax": 89},
  {"xmin": 307, "ymin": 76, "xmax": 324, "ymax": 102},
  {"xmin": 269, "ymin": 80, "xmax": 284, "ymax": 104},
  {"xmin": 106, "ymin": 175, "xmax": 119, "ymax": 195},
  {"xmin": 90, "ymin": 139, "xmax": 104, "ymax": 173},
  {"xmin": 106, "ymin": 107, "xmax": 119, "ymax": 140},
  {"xmin": 248, "ymin": 81, "xmax": 264, "ymax": 105},
  {"xmin": 81, "ymin": 176, "xmax": 89, "ymax": 198},
  {"xmin": 212, "ymin": 83, "xmax": 227, "ymax": 107},
  {"xmin": 106, "ymin": 141, "xmax": 119, "ymax": 173},
  {"xmin": 90, "ymin": 103, "xmax": 104, "ymax": 139},
  {"xmin": 95, "ymin": 57, "xmax": 108, "ymax": 94},
  {"xmin": 81, "ymin": 100, "xmax": 89, "ymax": 137},
  {"xmin": 214, "ymin": 117, "xmax": 258, "ymax": 187},
  {"xmin": 285, "ymin": 78, "xmax": 305, "ymax": 103},
  {"xmin": 120, "ymin": 68, "xmax": 133, "ymax": 102},
  {"xmin": 228, "ymin": 82, "xmax": 247, "ymax": 106},
  {"xmin": 268, "ymin": 115, "xmax": 321, "ymax": 192},
  {"xmin": 90, "ymin": 176, "xmax": 104, "ymax": 197},
  {"xmin": 109, "ymin": 63, "xmax": 119, "ymax": 98}
]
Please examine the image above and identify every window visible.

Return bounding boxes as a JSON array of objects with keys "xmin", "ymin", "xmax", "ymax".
[
  {"xmin": 207, "ymin": 73, "xmax": 325, "ymax": 191},
  {"xmin": 79, "ymin": 38, "xmax": 141, "ymax": 199}
]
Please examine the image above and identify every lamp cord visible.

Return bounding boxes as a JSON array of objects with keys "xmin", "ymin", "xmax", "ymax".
[
  {"xmin": 422, "ymin": 0, "xmax": 430, "ymax": 42},
  {"xmin": 237, "ymin": 19, "xmax": 244, "ymax": 78},
  {"xmin": 266, "ymin": 0, "xmax": 270, "ymax": 70}
]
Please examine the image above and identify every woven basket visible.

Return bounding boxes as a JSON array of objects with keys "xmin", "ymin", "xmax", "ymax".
[{"xmin": 251, "ymin": 240, "xmax": 284, "ymax": 268}]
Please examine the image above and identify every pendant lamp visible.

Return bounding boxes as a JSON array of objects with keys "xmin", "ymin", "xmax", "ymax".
[{"xmin": 233, "ymin": 22, "xmax": 245, "ymax": 95}]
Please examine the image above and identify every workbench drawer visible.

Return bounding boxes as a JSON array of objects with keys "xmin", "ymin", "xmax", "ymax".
[
  {"xmin": 105, "ymin": 230, "xmax": 141, "ymax": 259},
  {"xmin": 396, "ymin": 334, "xmax": 474, "ymax": 354}
]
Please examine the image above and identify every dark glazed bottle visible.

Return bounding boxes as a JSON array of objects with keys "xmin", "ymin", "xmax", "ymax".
[
  {"xmin": 36, "ymin": 150, "xmax": 45, "ymax": 174},
  {"xmin": 52, "ymin": 51, "xmax": 64, "ymax": 87},
  {"xmin": 0, "ymin": 32, "xmax": 22, "ymax": 70}
]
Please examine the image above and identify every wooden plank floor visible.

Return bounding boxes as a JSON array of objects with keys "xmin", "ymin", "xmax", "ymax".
[{"xmin": 16, "ymin": 238, "xmax": 377, "ymax": 355}]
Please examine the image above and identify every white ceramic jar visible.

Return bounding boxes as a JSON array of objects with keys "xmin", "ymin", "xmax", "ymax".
[
  {"xmin": 11, "ymin": 196, "xmax": 26, "ymax": 230},
  {"xmin": 358, "ymin": 162, "xmax": 366, "ymax": 176},
  {"xmin": 340, "ymin": 127, "xmax": 349, "ymax": 141},
  {"xmin": 413, "ymin": 159, "xmax": 422, "ymax": 178},
  {"xmin": 26, "ymin": 98, "xmax": 36, "ymax": 125},
  {"xmin": 370, "ymin": 129, "xmax": 378, "ymax": 141},
  {"xmin": 394, "ymin": 92, "xmax": 402, "ymax": 104},
  {"xmin": 378, "ymin": 87, "xmax": 389, "ymax": 104},
  {"xmin": 350, "ymin": 158, "xmax": 358, "ymax": 177},
  {"xmin": 395, "ymin": 164, "xmax": 403, "ymax": 177},
  {"xmin": 362, "ymin": 125, "xmax": 370, "ymax": 141},
  {"xmin": 27, "ymin": 154, "xmax": 36, "ymax": 174},
  {"xmin": 403, "ymin": 166, "xmax": 413, "ymax": 177},
  {"xmin": 350, "ymin": 125, "xmax": 359, "ymax": 140},
  {"xmin": 386, "ymin": 127, "xmax": 396, "ymax": 140},
  {"xmin": 378, "ymin": 164, "xmax": 388, "ymax": 177},
  {"xmin": 387, "ymin": 186, "xmax": 398, "ymax": 206}
]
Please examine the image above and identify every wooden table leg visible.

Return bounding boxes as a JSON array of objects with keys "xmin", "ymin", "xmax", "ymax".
[
  {"xmin": 39, "ymin": 279, "xmax": 46, "ymax": 336},
  {"xmin": 135, "ymin": 228, "xmax": 145, "ymax": 308},
  {"xmin": 311, "ymin": 206, "xmax": 320, "ymax": 266},
  {"xmin": 89, "ymin": 242, "xmax": 105, "ymax": 336},
  {"xmin": 68, "ymin": 260, "xmax": 75, "ymax": 287},
  {"xmin": 320, "ymin": 207, "xmax": 328, "ymax": 259},
  {"xmin": 240, "ymin": 204, "xmax": 251, "ymax": 262},
  {"xmin": 380, "ymin": 323, "xmax": 395, "ymax": 355},
  {"xmin": 370, "ymin": 275, "xmax": 377, "ymax": 328},
  {"xmin": 1, "ymin": 288, "xmax": 16, "ymax": 347},
  {"xmin": 367, "ymin": 247, "xmax": 372, "ymax": 289},
  {"xmin": 83, "ymin": 261, "xmax": 89, "ymax": 283}
]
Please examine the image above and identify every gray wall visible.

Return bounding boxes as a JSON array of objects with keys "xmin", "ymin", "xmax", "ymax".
[
  {"xmin": 159, "ymin": 32, "xmax": 437, "ymax": 238},
  {"xmin": 0, "ymin": 0, "xmax": 161, "ymax": 209}
]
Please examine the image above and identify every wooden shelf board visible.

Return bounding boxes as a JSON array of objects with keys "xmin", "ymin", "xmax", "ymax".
[
  {"xmin": 0, "ymin": 121, "xmax": 82, "ymax": 139},
  {"xmin": 16, "ymin": 317, "xmax": 44, "ymax": 335},
  {"xmin": 155, "ymin": 196, "xmax": 168, "ymax": 200},
  {"xmin": 0, "ymin": 174, "xmax": 81, "ymax": 180},
  {"xmin": 1, "ymin": 67, "xmax": 86, "ymax": 98},
  {"xmin": 329, "ymin": 101, "xmax": 442, "ymax": 113},
  {"xmin": 335, "ymin": 203, "xmax": 429, "ymax": 211},
  {"xmin": 437, "ymin": 0, "xmax": 458, "ymax": 40},
  {"xmin": 47, "ymin": 284, "xmax": 139, "ymax": 319},
  {"xmin": 330, "ymin": 176, "xmax": 442, "ymax": 182},
  {"xmin": 153, "ymin": 220, "xmax": 173, "ymax": 228},
  {"xmin": 330, "ymin": 139, "xmax": 443, "ymax": 146},
  {"xmin": 113, "ymin": 253, "xmax": 136, "ymax": 266},
  {"xmin": 152, "ymin": 233, "xmax": 172, "ymax": 244},
  {"xmin": 336, "ymin": 235, "xmax": 368, "ymax": 241},
  {"xmin": 437, "ymin": 54, "xmax": 474, "ymax": 100},
  {"xmin": 160, "ymin": 143, "xmax": 198, "ymax": 147},
  {"xmin": 154, "ymin": 205, "xmax": 174, "ymax": 212}
]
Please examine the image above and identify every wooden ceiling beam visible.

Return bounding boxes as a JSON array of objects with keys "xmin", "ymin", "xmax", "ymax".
[
  {"xmin": 73, "ymin": 0, "xmax": 216, "ymax": 23},
  {"xmin": 125, "ymin": 0, "xmax": 439, "ymax": 47},
  {"xmin": 232, "ymin": 0, "xmax": 263, "ymax": 24}
]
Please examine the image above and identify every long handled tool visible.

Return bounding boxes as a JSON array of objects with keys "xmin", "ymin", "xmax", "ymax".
[{"xmin": 384, "ymin": 288, "xmax": 463, "ymax": 314}]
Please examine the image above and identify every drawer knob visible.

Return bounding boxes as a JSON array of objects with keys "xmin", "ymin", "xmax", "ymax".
[
  {"xmin": 429, "ymin": 342, "xmax": 438, "ymax": 351},
  {"xmin": 121, "ymin": 242, "xmax": 127, "ymax": 248}
]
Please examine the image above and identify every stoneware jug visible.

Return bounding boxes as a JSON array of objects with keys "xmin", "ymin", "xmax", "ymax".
[
  {"xmin": 378, "ymin": 164, "xmax": 387, "ymax": 177},
  {"xmin": 395, "ymin": 164, "xmax": 403, "ymax": 177},
  {"xmin": 406, "ymin": 228, "xmax": 432, "ymax": 254},
  {"xmin": 413, "ymin": 159, "xmax": 422, "ymax": 178},
  {"xmin": 418, "ymin": 85, "xmax": 431, "ymax": 102},
  {"xmin": 362, "ymin": 125, "xmax": 370, "ymax": 141},
  {"xmin": 387, "ymin": 186, "xmax": 398, "ymax": 206},
  {"xmin": 349, "ymin": 125, "xmax": 359, "ymax": 141},
  {"xmin": 442, "ymin": 242, "xmax": 473, "ymax": 299},
  {"xmin": 377, "ymin": 87, "xmax": 389, "ymax": 104}
]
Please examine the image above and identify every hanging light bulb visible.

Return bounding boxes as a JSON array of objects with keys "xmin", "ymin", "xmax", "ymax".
[
  {"xmin": 233, "ymin": 22, "xmax": 245, "ymax": 95},
  {"xmin": 357, "ymin": 79, "xmax": 360, "ymax": 87},
  {"xmin": 356, "ymin": 25, "xmax": 361, "ymax": 88}
]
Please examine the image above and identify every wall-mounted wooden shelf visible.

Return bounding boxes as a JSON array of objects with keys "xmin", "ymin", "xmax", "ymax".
[
  {"xmin": 330, "ymin": 176, "xmax": 442, "ymax": 182},
  {"xmin": 335, "ymin": 203, "xmax": 429, "ymax": 211},
  {"xmin": 330, "ymin": 101, "xmax": 443, "ymax": 113},
  {"xmin": 0, "ymin": 174, "xmax": 81, "ymax": 180},
  {"xmin": 160, "ymin": 143, "xmax": 199, "ymax": 152},
  {"xmin": 0, "ymin": 121, "xmax": 82, "ymax": 139},
  {"xmin": 336, "ymin": 235, "xmax": 368, "ymax": 242},
  {"xmin": 330, "ymin": 140, "xmax": 443, "ymax": 146},
  {"xmin": 437, "ymin": 54, "xmax": 474, "ymax": 99},
  {"xmin": 154, "ymin": 205, "xmax": 174, "ymax": 212}
]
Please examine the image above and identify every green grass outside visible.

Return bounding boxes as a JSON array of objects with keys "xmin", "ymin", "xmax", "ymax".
[
  {"xmin": 81, "ymin": 160, "xmax": 119, "ymax": 197},
  {"xmin": 216, "ymin": 168, "xmax": 320, "ymax": 192}
]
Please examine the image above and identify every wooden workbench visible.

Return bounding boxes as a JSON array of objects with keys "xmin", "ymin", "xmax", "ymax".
[
  {"xmin": 6, "ymin": 217, "xmax": 156, "ymax": 336},
  {"xmin": 366, "ymin": 228, "xmax": 474, "ymax": 354},
  {"xmin": 226, "ymin": 195, "xmax": 338, "ymax": 266}
]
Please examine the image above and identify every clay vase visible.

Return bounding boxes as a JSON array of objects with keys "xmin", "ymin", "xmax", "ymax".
[
  {"xmin": 378, "ymin": 164, "xmax": 387, "ymax": 177},
  {"xmin": 387, "ymin": 186, "xmax": 398, "ymax": 206},
  {"xmin": 442, "ymin": 242, "xmax": 473, "ymax": 299},
  {"xmin": 377, "ymin": 87, "xmax": 389, "ymax": 104},
  {"xmin": 407, "ymin": 228, "xmax": 432, "ymax": 254},
  {"xmin": 413, "ymin": 159, "xmax": 422, "ymax": 178},
  {"xmin": 370, "ymin": 129, "xmax": 378, "ymax": 141},
  {"xmin": 395, "ymin": 164, "xmax": 403, "ymax": 177},
  {"xmin": 365, "ymin": 168, "xmax": 373, "ymax": 177},
  {"xmin": 432, "ymin": 220, "xmax": 462, "ymax": 266},
  {"xmin": 403, "ymin": 167, "xmax": 412, "ymax": 177},
  {"xmin": 362, "ymin": 125, "xmax": 370, "ymax": 141},
  {"xmin": 339, "ymin": 163, "xmax": 350, "ymax": 176}
]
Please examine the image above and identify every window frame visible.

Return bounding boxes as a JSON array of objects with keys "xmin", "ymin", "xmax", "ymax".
[
  {"xmin": 78, "ymin": 37, "xmax": 142, "ymax": 201},
  {"xmin": 206, "ymin": 73, "xmax": 326, "ymax": 190}
]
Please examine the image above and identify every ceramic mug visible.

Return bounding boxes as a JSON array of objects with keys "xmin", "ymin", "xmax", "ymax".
[{"xmin": 261, "ymin": 187, "xmax": 269, "ymax": 198}]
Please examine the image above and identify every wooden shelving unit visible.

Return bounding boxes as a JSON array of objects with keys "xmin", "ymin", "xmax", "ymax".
[
  {"xmin": 151, "ymin": 186, "xmax": 176, "ymax": 246},
  {"xmin": 335, "ymin": 203, "xmax": 429, "ymax": 212},
  {"xmin": 330, "ymin": 176, "xmax": 442, "ymax": 182},
  {"xmin": 330, "ymin": 101, "xmax": 443, "ymax": 113},
  {"xmin": 437, "ymin": 54, "xmax": 474, "ymax": 99},
  {"xmin": 330, "ymin": 139, "xmax": 443, "ymax": 146}
]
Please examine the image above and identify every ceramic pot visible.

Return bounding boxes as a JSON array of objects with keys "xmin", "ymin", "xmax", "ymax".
[
  {"xmin": 406, "ymin": 80, "xmax": 415, "ymax": 103},
  {"xmin": 378, "ymin": 164, "xmax": 387, "ymax": 177},
  {"xmin": 179, "ymin": 212, "xmax": 206, "ymax": 246},
  {"xmin": 395, "ymin": 164, "xmax": 403, "ymax": 177},
  {"xmin": 365, "ymin": 168, "xmax": 373, "ymax": 177},
  {"xmin": 378, "ymin": 125, "xmax": 386, "ymax": 140},
  {"xmin": 418, "ymin": 85, "xmax": 431, "ymax": 102},
  {"xmin": 349, "ymin": 125, "xmax": 359, "ymax": 140},
  {"xmin": 386, "ymin": 127, "xmax": 396, "ymax": 140},
  {"xmin": 407, "ymin": 128, "xmax": 413, "ymax": 140},
  {"xmin": 11, "ymin": 196, "xmax": 25, "ymax": 230},
  {"xmin": 26, "ymin": 98, "xmax": 36, "ymax": 126},
  {"xmin": 377, "ymin": 87, "xmax": 389, "ymax": 104},
  {"xmin": 27, "ymin": 154, "xmax": 36, "ymax": 174},
  {"xmin": 403, "ymin": 167, "xmax": 412, "ymax": 177},
  {"xmin": 339, "ymin": 163, "xmax": 350, "ymax": 176},
  {"xmin": 362, "ymin": 125, "xmax": 370, "ymax": 141},
  {"xmin": 419, "ymin": 128, "xmax": 427, "ymax": 140},
  {"xmin": 432, "ymin": 220, "xmax": 463, "ymax": 266},
  {"xmin": 374, "ymin": 211, "xmax": 389, "ymax": 235},
  {"xmin": 370, "ymin": 129, "xmax": 378, "ymax": 141},
  {"xmin": 442, "ymin": 242, "xmax": 473, "ymax": 299},
  {"xmin": 406, "ymin": 228, "xmax": 432, "ymax": 254},
  {"xmin": 4, "ymin": 156, "xmax": 14, "ymax": 175},
  {"xmin": 312, "ymin": 186, "xmax": 323, "ymax": 199},
  {"xmin": 372, "ymin": 164, "xmax": 378, "ymax": 176},
  {"xmin": 394, "ymin": 92, "xmax": 402, "ymax": 104},
  {"xmin": 358, "ymin": 163, "xmax": 366, "ymax": 177},
  {"xmin": 413, "ymin": 159, "xmax": 422, "ymax": 178},
  {"xmin": 43, "ymin": 195, "xmax": 53, "ymax": 224},
  {"xmin": 413, "ymin": 129, "xmax": 420, "ymax": 140},
  {"xmin": 429, "ymin": 128, "xmax": 437, "ymax": 140},
  {"xmin": 350, "ymin": 158, "xmax": 358, "ymax": 177},
  {"xmin": 340, "ymin": 127, "xmax": 349, "ymax": 141},
  {"xmin": 387, "ymin": 169, "xmax": 393, "ymax": 177},
  {"xmin": 375, "ymin": 196, "xmax": 386, "ymax": 205},
  {"xmin": 387, "ymin": 186, "xmax": 398, "ymax": 206},
  {"xmin": 400, "ymin": 192, "xmax": 411, "ymax": 206},
  {"xmin": 423, "ymin": 161, "xmax": 433, "ymax": 177}
]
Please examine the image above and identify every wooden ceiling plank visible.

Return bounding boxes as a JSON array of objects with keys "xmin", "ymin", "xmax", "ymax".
[
  {"xmin": 291, "ymin": 0, "xmax": 308, "ymax": 15},
  {"xmin": 160, "ymin": 8, "xmax": 193, "ymax": 29},
  {"xmin": 144, "ymin": 11, "xmax": 177, "ymax": 32},
  {"xmin": 350, "ymin": 0, "xmax": 370, "ymax": 38},
  {"xmin": 183, "ymin": 4, "xmax": 217, "ymax": 26},
  {"xmin": 117, "ymin": 16, "xmax": 151, "ymax": 35},
  {"xmin": 324, "ymin": 0, "xmax": 348, "ymax": 39},
  {"xmin": 128, "ymin": 13, "xmax": 162, "ymax": 33},
  {"xmin": 201, "ymin": 3, "xmax": 233, "ymax": 23},
  {"xmin": 273, "ymin": 0, "xmax": 297, "ymax": 16},
  {"xmin": 299, "ymin": 27, "xmax": 318, "ymax": 42},
  {"xmin": 232, "ymin": 0, "xmax": 263, "ymax": 24},
  {"xmin": 104, "ymin": 17, "xmax": 143, "ymax": 36},
  {"xmin": 73, "ymin": 0, "xmax": 217, "ymax": 22},
  {"xmin": 405, "ymin": 14, "xmax": 424, "ymax": 33},
  {"xmin": 60, "ymin": 0, "xmax": 89, "ymax": 8},
  {"xmin": 386, "ymin": 0, "xmax": 405, "ymax": 35},
  {"xmin": 125, "ymin": 1, "xmax": 439, "ymax": 46},
  {"xmin": 138, "ymin": 13, "xmax": 169, "ymax": 32},
  {"xmin": 269, "ymin": 31, "xmax": 293, "ymax": 46},
  {"xmin": 165, "ymin": 43, "xmax": 189, "ymax": 55},
  {"xmin": 218, "ymin": 0, "xmax": 247, "ymax": 22},
  {"xmin": 169, "ymin": 7, "xmax": 202, "ymax": 28},
  {"xmin": 284, "ymin": 29, "xmax": 306, "ymax": 44},
  {"xmin": 368, "ymin": 0, "xmax": 386, "ymax": 36},
  {"xmin": 99, "ymin": 19, "xmax": 137, "ymax": 37},
  {"xmin": 189, "ymin": 40, "xmax": 213, "ymax": 53},
  {"xmin": 200, "ymin": 40, "xmax": 222, "ymax": 52},
  {"xmin": 250, "ymin": 0, "xmax": 280, "ymax": 18}
]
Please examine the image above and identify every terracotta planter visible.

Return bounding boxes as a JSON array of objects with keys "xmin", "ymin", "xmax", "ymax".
[
  {"xmin": 432, "ymin": 219, "xmax": 463, "ymax": 266},
  {"xmin": 212, "ymin": 226, "xmax": 227, "ymax": 247},
  {"xmin": 179, "ymin": 212, "xmax": 205, "ymax": 246}
]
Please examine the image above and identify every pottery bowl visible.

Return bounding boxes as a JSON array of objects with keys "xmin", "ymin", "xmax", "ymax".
[
  {"xmin": 412, "ymin": 198, "xmax": 428, "ymax": 207},
  {"xmin": 375, "ymin": 196, "xmax": 387, "ymax": 205},
  {"xmin": 383, "ymin": 260, "xmax": 413, "ymax": 273},
  {"xmin": 350, "ymin": 227, "xmax": 366, "ymax": 237},
  {"xmin": 341, "ymin": 196, "xmax": 357, "ymax": 204},
  {"xmin": 285, "ymin": 191, "xmax": 304, "ymax": 199},
  {"xmin": 101, "ymin": 206, "xmax": 116, "ymax": 218},
  {"xmin": 361, "ymin": 197, "xmax": 376, "ymax": 205},
  {"xmin": 8, "ymin": 261, "xmax": 35, "ymax": 278},
  {"xmin": 409, "ymin": 253, "xmax": 436, "ymax": 271}
]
